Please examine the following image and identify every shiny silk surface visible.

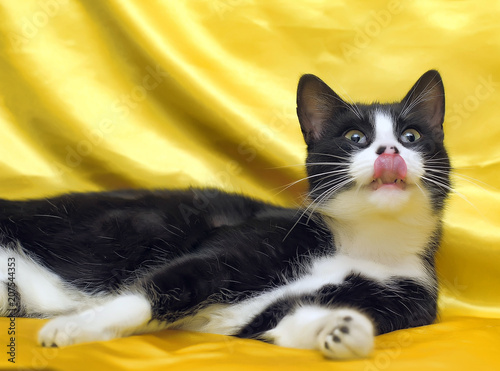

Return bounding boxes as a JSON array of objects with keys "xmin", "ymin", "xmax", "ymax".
[{"xmin": 1, "ymin": 1, "xmax": 499, "ymax": 369}]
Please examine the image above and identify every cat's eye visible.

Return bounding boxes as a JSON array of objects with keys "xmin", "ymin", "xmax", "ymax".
[
  {"xmin": 344, "ymin": 130, "xmax": 367, "ymax": 144},
  {"xmin": 400, "ymin": 129, "xmax": 421, "ymax": 143}
]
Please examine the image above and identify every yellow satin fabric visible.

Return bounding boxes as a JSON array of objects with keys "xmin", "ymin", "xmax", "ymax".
[{"xmin": 0, "ymin": 1, "xmax": 499, "ymax": 369}]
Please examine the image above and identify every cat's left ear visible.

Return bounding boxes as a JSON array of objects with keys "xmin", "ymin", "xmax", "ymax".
[
  {"xmin": 400, "ymin": 70, "xmax": 445, "ymax": 141},
  {"xmin": 297, "ymin": 74, "xmax": 349, "ymax": 146}
]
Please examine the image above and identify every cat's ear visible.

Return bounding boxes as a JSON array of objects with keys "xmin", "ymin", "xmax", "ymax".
[
  {"xmin": 400, "ymin": 70, "xmax": 445, "ymax": 140},
  {"xmin": 297, "ymin": 74, "xmax": 348, "ymax": 146}
]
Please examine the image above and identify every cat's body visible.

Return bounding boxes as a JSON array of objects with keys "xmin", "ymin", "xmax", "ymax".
[{"xmin": 0, "ymin": 70, "xmax": 450, "ymax": 359}]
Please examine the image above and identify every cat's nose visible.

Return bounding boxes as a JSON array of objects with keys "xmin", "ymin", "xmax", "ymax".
[{"xmin": 376, "ymin": 145, "xmax": 399, "ymax": 155}]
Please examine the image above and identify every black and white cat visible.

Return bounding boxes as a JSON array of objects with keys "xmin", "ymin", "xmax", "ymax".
[{"xmin": 0, "ymin": 70, "xmax": 450, "ymax": 359}]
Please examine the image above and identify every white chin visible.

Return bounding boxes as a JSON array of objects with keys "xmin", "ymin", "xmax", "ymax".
[{"xmin": 367, "ymin": 186, "xmax": 411, "ymax": 211}]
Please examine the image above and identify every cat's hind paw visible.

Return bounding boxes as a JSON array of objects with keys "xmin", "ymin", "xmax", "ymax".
[{"xmin": 318, "ymin": 308, "xmax": 374, "ymax": 359}]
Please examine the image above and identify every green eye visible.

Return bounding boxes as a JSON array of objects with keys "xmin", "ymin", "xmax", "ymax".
[
  {"xmin": 344, "ymin": 130, "xmax": 367, "ymax": 144},
  {"xmin": 401, "ymin": 129, "xmax": 421, "ymax": 143}
]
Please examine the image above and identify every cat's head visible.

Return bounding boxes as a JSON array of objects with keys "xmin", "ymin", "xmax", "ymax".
[{"xmin": 296, "ymin": 70, "xmax": 450, "ymax": 219}]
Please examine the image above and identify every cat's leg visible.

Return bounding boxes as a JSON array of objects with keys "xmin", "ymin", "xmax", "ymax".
[
  {"xmin": 263, "ymin": 305, "xmax": 374, "ymax": 359},
  {"xmin": 250, "ymin": 278, "xmax": 436, "ymax": 359},
  {"xmin": 0, "ymin": 275, "xmax": 9, "ymax": 316},
  {"xmin": 0, "ymin": 251, "xmax": 15, "ymax": 316},
  {"xmin": 38, "ymin": 293, "xmax": 153, "ymax": 347},
  {"xmin": 38, "ymin": 245, "xmax": 249, "ymax": 347},
  {"xmin": 37, "ymin": 249, "xmax": 228, "ymax": 347}
]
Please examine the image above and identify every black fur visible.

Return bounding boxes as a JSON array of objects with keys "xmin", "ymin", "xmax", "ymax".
[
  {"xmin": 0, "ymin": 189, "xmax": 286, "ymax": 293},
  {"xmin": 141, "ymin": 208, "xmax": 333, "ymax": 322}
]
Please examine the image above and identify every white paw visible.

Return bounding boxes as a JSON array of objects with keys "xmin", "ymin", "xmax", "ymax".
[
  {"xmin": 38, "ymin": 309, "xmax": 114, "ymax": 347},
  {"xmin": 317, "ymin": 309, "xmax": 374, "ymax": 359},
  {"xmin": 38, "ymin": 294, "xmax": 152, "ymax": 347}
]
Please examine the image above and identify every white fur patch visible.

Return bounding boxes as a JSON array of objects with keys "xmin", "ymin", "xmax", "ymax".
[
  {"xmin": 0, "ymin": 247, "xmax": 99, "ymax": 316},
  {"xmin": 0, "ymin": 266, "xmax": 8, "ymax": 316},
  {"xmin": 0, "ymin": 247, "xmax": 157, "ymax": 347},
  {"xmin": 38, "ymin": 293, "xmax": 153, "ymax": 346}
]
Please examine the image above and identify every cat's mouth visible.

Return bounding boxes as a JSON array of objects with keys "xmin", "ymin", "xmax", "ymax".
[
  {"xmin": 370, "ymin": 153, "xmax": 407, "ymax": 191},
  {"xmin": 371, "ymin": 177, "xmax": 406, "ymax": 191}
]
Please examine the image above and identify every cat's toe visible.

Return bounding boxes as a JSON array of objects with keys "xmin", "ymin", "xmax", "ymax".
[
  {"xmin": 318, "ymin": 309, "xmax": 374, "ymax": 359},
  {"xmin": 38, "ymin": 317, "xmax": 76, "ymax": 347},
  {"xmin": 38, "ymin": 311, "xmax": 112, "ymax": 347}
]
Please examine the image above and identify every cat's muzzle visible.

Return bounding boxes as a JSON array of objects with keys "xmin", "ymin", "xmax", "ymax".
[{"xmin": 371, "ymin": 153, "xmax": 407, "ymax": 191}]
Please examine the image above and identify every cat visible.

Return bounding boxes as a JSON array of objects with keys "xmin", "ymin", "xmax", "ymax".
[{"xmin": 0, "ymin": 70, "xmax": 450, "ymax": 360}]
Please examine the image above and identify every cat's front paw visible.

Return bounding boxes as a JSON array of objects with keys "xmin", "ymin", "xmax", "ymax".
[
  {"xmin": 38, "ymin": 294, "xmax": 151, "ymax": 347},
  {"xmin": 38, "ymin": 309, "xmax": 113, "ymax": 347},
  {"xmin": 318, "ymin": 309, "xmax": 374, "ymax": 359}
]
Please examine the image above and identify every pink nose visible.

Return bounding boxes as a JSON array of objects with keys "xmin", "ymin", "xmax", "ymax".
[
  {"xmin": 384, "ymin": 146, "xmax": 398, "ymax": 155},
  {"xmin": 374, "ymin": 153, "xmax": 407, "ymax": 181}
]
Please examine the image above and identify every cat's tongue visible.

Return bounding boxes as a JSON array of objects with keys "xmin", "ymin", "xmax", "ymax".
[{"xmin": 373, "ymin": 154, "xmax": 407, "ymax": 190}]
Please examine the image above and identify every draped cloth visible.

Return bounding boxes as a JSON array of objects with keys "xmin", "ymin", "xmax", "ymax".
[{"xmin": 0, "ymin": 1, "xmax": 499, "ymax": 369}]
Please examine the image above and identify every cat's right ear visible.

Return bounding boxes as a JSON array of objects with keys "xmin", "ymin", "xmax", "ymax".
[
  {"xmin": 400, "ymin": 70, "xmax": 445, "ymax": 141},
  {"xmin": 296, "ymin": 74, "xmax": 347, "ymax": 146}
]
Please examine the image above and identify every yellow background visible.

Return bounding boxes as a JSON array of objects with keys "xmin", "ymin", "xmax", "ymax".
[{"xmin": 1, "ymin": 1, "xmax": 500, "ymax": 369}]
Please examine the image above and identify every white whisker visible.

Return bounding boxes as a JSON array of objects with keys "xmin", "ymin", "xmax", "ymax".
[
  {"xmin": 452, "ymin": 173, "xmax": 497, "ymax": 191},
  {"xmin": 414, "ymin": 181, "xmax": 428, "ymax": 200},
  {"xmin": 310, "ymin": 175, "xmax": 352, "ymax": 194},
  {"xmin": 308, "ymin": 152, "xmax": 351, "ymax": 161},
  {"xmin": 309, "ymin": 179, "xmax": 354, "ymax": 217},
  {"xmin": 282, "ymin": 175, "xmax": 353, "ymax": 241},
  {"xmin": 421, "ymin": 175, "xmax": 477, "ymax": 209},
  {"xmin": 274, "ymin": 169, "xmax": 351, "ymax": 195}
]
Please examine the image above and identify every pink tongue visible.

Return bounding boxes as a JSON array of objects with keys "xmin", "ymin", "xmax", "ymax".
[{"xmin": 374, "ymin": 154, "xmax": 407, "ymax": 183}]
